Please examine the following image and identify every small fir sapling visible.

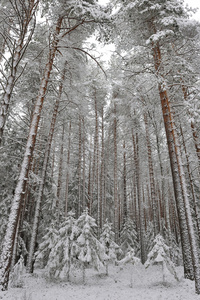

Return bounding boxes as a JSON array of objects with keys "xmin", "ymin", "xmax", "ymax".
[
  {"xmin": 9, "ymin": 256, "xmax": 26, "ymax": 288},
  {"xmin": 71, "ymin": 209, "xmax": 108, "ymax": 284},
  {"xmin": 169, "ymin": 235, "xmax": 182, "ymax": 266},
  {"xmin": 159, "ymin": 221, "xmax": 182, "ymax": 266},
  {"xmin": 145, "ymin": 234, "xmax": 179, "ymax": 283},
  {"xmin": 120, "ymin": 217, "xmax": 139, "ymax": 257},
  {"xmin": 17, "ymin": 236, "xmax": 28, "ymax": 260},
  {"xmin": 100, "ymin": 220, "xmax": 120, "ymax": 275},
  {"xmin": 44, "ymin": 212, "xmax": 76, "ymax": 280},
  {"xmin": 35, "ymin": 223, "xmax": 59, "ymax": 268},
  {"xmin": 117, "ymin": 249, "xmax": 140, "ymax": 288},
  {"xmin": 159, "ymin": 219, "xmax": 182, "ymax": 265},
  {"xmin": 145, "ymin": 221, "xmax": 155, "ymax": 254}
]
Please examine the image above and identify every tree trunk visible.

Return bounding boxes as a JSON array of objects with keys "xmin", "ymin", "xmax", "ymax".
[
  {"xmin": 179, "ymin": 124, "xmax": 200, "ymax": 245},
  {"xmin": 132, "ymin": 159, "xmax": 138, "ymax": 229},
  {"xmin": 180, "ymin": 77, "xmax": 200, "ymax": 173},
  {"xmin": 65, "ymin": 121, "xmax": 72, "ymax": 216},
  {"xmin": 113, "ymin": 102, "xmax": 119, "ymax": 243},
  {"xmin": 88, "ymin": 146, "xmax": 92, "ymax": 213},
  {"xmin": 100, "ymin": 106, "xmax": 105, "ymax": 227},
  {"xmin": 78, "ymin": 115, "xmax": 82, "ymax": 217},
  {"xmin": 122, "ymin": 140, "xmax": 127, "ymax": 225},
  {"xmin": 90, "ymin": 130, "xmax": 96, "ymax": 216},
  {"xmin": 151, "ymin": 38, "xmax": 200, "ymax": 291},
  {"xmin": 132, "ymin": 128, "xmax": 146, "ymax": 264},
  {"xmin": 154, "ymin": 123, "xmax": 172, "ymax": 244},
  {"xmin": 0, "ymin": 16, "xmax": 63, "ymax": 290},
  {"xmin": 0, "ymin": 0, "xmax": 38, "ymax": 145},
  {"xmin": 82, "ymin": 117, "xmax": 86, "ymax": 212},
  {"xmin": 144, "ymin": 112, "xmax": 158, "ymax": 236},
  {"xmin": 56, "ymin": 123, "xmax": 64, "ymax": 216},
  {"xmin": 27, "ymin": 61, "xmax": 67, "ymax": 272},
  {"xmin": 93, "ymin": 95, "xmax": 100, "ymax": 236}
]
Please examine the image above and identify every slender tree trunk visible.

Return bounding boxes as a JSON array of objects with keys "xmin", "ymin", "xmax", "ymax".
[
  {"xmin": 56, "ymin": 123, "xmax": 64, "ymax": 213},
  {"xmin": 157, "ymin": 184, "xmax": 162, "ymax": 233},
  {"xmin": 51, "ymin": 141, "xmax": 56, "ymax": 181},
  {"xmin": 175, "ymin": 126, "xmax": 200, "ymax": 291},
  {"xmin": 0, "ymin": 0, "xmax": 38, "ymax": 145},
  {"xmin": 90, "ymin": 133, "xmax": 96, "ymax": 216},
  {"xmin": 100, "ymin": 106, "xmax": 105, "ymax": 227},
  {"xmin": 143, "ymin": 186, "xmax": 147, "ymax": 231},
  {"xmin": 82, "ymin": 117, "xmax": 86, "ymax": 211},
  {"xmin": 27, "ymin": 61, "xmax": 67, "ymax": 272},
  {"xmin": 144, "ymin": 112, "xmax": 158, "ymax": 236},
  {"xmin": 151, "ymin": 38, "xmax": 200, "ymax": 291},
  {"xmin": 146, "ymin": 185, "xmax": 152, "ymax": 224},
  {"xmin": 136, "ymin": 132, "xmax": 146, "ymax": 264},
  {"xmin": 179, "ymin": 124, "xmax": 200, "ymax": 244},
  {"xmin": 10, "ymin": 219, "xmax": 20, "ymax": 270},
  {"xmin": 132, "ymin": 128, "xmax": 146, "ymax": 264},
  {"xmin": 88, "ymin": 147, "xmax": 92, "ymax": 213},
  {"xmin": 132, "ymin": 160, "xmax": 138, "ymax": 229},
  {"xmin": 154, "ymin": 123, "xmax": 172, "ymax": 243},
  {"xmin": 113, "ymin": 102, "xmax": 119, "ymax": 243},
  {"xmin": 168, "ymin": 183, "xmax": 179, "ymax": 243},
  {"xmin": 0, "ymin": 16, "xmax": 63, "ymax": 290},
  {"xmin": 65, "ymin": 121, "xmax": 72, "ymax": 216},
  {"xmin": 93, "ymin": 96, "xmax": 100, "ymax": 236},
  {"xmin": 123, "ymin": 140, "xmax": 127, "ymax": 225},
  {"xmin": 78, "ymin": 115, "xmax": 82, "ymax": 217},
  {"xmin": 118, "ymin": 188, "xmax": 122, "ymax": 234},
  {"xmin": 180, "ymin": 78, "xmax": 200, "ymax": 173}
]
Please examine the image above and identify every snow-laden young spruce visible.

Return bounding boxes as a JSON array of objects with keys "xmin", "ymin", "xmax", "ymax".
[
  {"xmin": 36, "ymin": 212, "xmax": 76, "ymax": 280},
  {"xmin": 100, "ymin": 220, "xmax": 121, "ymax": 275},
  {"xmin": 71, "ymin": 209, "xmax": 108, "ymax": 284},
  {"xmin": 9, "ymin": 256, "xmax": 26, "ymax": 288},
  {"xmin": 120, "ymin": 217, "xmax": 139, "ymax": 257},
  {"xmin": 46, "ymin": 212, "xmax": 77, "ymax": 280},
  {"xmin": 145, "ymin": 234, "xmax": 179, "ymax": 283},
  {"xmin": 35, "ymin": 211, "xmax": 109, "ymax": 283},
  {"xmin": 35, "ymin": 223, "xmax": 59, "ymax": 269},
  {"xmin": 117, "ymin": 249, "xmax": 140, "ymax": 288}
]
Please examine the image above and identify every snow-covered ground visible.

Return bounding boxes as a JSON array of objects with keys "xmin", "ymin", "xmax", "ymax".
[{"xmin": 0, "ymin": 263, "xmax": 199, "ymax": 300}]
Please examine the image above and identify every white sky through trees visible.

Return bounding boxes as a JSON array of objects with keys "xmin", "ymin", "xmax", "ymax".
[
  {"xmin": 93, "ymin": 0, "xmax": 200, "ymax": 63},
  {"xmin": 184, "ymin": 0, "xmax": 200, "ymax": 20}
]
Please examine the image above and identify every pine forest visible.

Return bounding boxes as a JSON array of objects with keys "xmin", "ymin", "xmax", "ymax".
[{"xmin": 1, "ymin": 0, "xmax": 200, "ymax": 298}]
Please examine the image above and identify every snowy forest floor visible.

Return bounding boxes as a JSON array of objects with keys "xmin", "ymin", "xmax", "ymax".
[{"xmin": 0, "ymin": 263, "xmax": 199, "ymax": 300}]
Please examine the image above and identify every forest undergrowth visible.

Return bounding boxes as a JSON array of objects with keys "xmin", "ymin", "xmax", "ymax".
[{"xmin": 0, "ymin": 263, "xmax": 199, "ymax": 300}]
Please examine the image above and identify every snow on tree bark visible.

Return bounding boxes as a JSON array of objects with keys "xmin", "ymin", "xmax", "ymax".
[
  {"xmin": 65, "ymin": 121, "xmax": 72, "ymax": 216},
  {"xmin": 56, "ymin": 123, "xmax": 65, "ymax": 216},
  {"xmin": 132, "ymin": 127, "xmax": 146, "ymax": 264},
  {"xmin": 78, "ymin": 114, "xmax": 82, "ymax": 217},
  {"xmin": 82, "ymin": 117, "xmax": 86, "ymax": 212},
  {"xmin": 113, "ymin": 100, "xmax": 119, "ymax": 243},
  {"xmin": 179, "ymin": 123, "xmax": 200, "ymax": 243},
  {"xmin": 155, "ymin": 55, "xmax": 194, "ymax": 281},
  {"xmin": 144, "ymin": 112, "xmax": 158, "ymax": 237},
  {"xmin": 122, "ymin": 140, "xmax": 127, "ymax": 226},
  {"xmin": 100, "ymin": 106, "xmax": 105, "ymax": 227},
  {"xmin": 151, "ymin": 35, "xmax": 200, "ymax": 292},
  {"xmin": 0, "ymin": 16, "xmax": 63, "ymax": 290},
  {"xmin": 27, "ymin": 61, "xmax": 67, "ymax": 273},
  {"xmin": 0, "ymin": 0, "xmax": 38, "ymax": 145}
]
